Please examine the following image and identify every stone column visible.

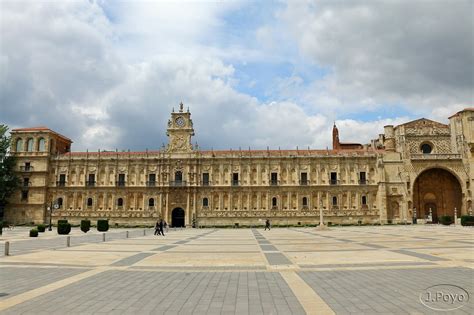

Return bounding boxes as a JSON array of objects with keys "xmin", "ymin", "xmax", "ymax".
[{"xmin": 186, "ymin": 192, "xmax": 190, "ymax": 226}]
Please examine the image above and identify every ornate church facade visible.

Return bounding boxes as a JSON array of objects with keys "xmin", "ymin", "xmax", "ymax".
[{"xmin": 5, "ymin": 105, "xmax": 473, "ymax": 227}]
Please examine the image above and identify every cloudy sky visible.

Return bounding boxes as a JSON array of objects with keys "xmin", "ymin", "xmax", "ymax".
[{"xmin": 1, "ymin": 0, "xmax": 472, "ymax": 151}]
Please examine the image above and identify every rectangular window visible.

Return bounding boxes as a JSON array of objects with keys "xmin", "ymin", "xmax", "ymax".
[
  {"xmin": 24, "ymin": 162, "xmax": 31, "ymax": 171},
  {"xmin": 23, "ymin": 178, "xmax": 29, "ymax": 187},
  {"xmin": 300, "ymin": 172, "xmax": 308, "ymax": 185},
  {"xmin": 21, "ymin": 190, "xmax": 28, "ymax": 201},
  {"xmin": 58, "ymin": 174, "xmax": 66, "ymax": 187},
  {"xmin": 270, "ymin": 172, "xmax": 278, "ymax": 185},
  {"xmin": 359, "ymin": 172, "xmax": 367, "ymax": 184},
  {"xmin": 232, "ymin": 173, "xmax": 239, "ymax": 186},
  {"xmin": 148, "ymin": 174, "xmax": 156, "ymax": 187},
  {"xmin": 87, "ymin": 174, "xmax": 95, "ymax": 187},
  {"xmin": 330, "ymin": 172, "xmax": 338, "ymax": 185},
  {"xmin": 118, "ymin": 174, "xmax": 126, "ymax": 187},
  {"xmin": 202, "ymin": 173, "xmax": 210, "ymax": 186}
]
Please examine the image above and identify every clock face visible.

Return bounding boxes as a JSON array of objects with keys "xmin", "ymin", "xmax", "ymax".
[{"xmin": 175, "ymin": 117, "xmax": 185, "ymax": 127}]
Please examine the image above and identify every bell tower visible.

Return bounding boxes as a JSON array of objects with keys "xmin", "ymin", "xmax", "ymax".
[{"xmin": 166, "ymin": 102, "xmax": 195, "ymax": 153}]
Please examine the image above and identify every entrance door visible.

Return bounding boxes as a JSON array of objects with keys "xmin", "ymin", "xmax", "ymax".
[{"xmin": 172, "ymin": 208, "xmax": 185, "ymax": 227}]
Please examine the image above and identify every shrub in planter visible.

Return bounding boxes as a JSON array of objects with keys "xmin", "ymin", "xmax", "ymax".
[
  {"xmin": 57, "ymin": 222, "xmax": 71, "ymax": 235},
  {"xmin": 461, "ymin": 215, "xmax": 474, "ymax": 226},
  {"xmin": 81, "ymin": 220, "xmax": 91, "ymax": 233},
  {"xmin": 37, "ymin": 224, "xmax": 46, "ymax": 232},
  {"xmin": 30, "ymin": 228, "xmax": 39, "ymax": 237},
  {"xmin": 58, "ymin": 219, "xmax": 68, "ymax": 225},
  {"xmin": 439, "ymin": 215, "xmax": 453, "ymax": 226},
  {"xmin": 97, "ymin": 219, "xmax": 109, "ymax": 232}
]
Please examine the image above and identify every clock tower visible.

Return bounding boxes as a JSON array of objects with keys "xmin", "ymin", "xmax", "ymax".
[{"xmin": 166, "ymin": 102, "xmax": 195, "ymax": 153}]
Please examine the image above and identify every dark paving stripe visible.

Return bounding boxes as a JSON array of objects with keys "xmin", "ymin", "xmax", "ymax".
[
  {"xmin": 260, "ymin": 244, "xmax": 278, "ymax": 252},
  {"xmin": 257, "ymin": 240, "xmax": 271, "ymax": 244},
  {"xmin": 129, "ymin": 265, "xmax": 268, "ymax": 270},
  {"xmin": 299, "ymin": 261, "xmax": 436, "ymax": 268},
  {"xmin": 111, "ymin": 252, "xmax": 156, "ymax": 266},
  {"xmin": 151, "ymin": 245, "xmax": 177, "ymax": 251},
  {"xmin": 264, "ymin": 252, "xmax": 292, "ymax": 265},
  {"xmin": 391, "ymin": 249, "xmax": 449, "ymax": 261},
  {"xmin": 174, "ymin": 240, "xmax": 189, "ymax": 244}
]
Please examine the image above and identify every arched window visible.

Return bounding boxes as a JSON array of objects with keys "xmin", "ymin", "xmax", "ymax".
[
  {"xmin": 203, "ymin": 197, "xmax": 209, "ymax": 207},
  {"xmin": 117, "ymin": 198, "xmax": 123, "ymax": 207},
  {"xmin": 421, "ymin": 143, "xmax": 432, "ymax": 154},
  {"xmin": 57, "ymin": 197, "xmax": 63, "ymax": 208},
  {"xmin": 87, "ymin": 198, "xmax": 93, "ymax": 207},
  {"xmin": 332, "ymin": 196, "xmax": 338, "ymax": 205},
  {"xmin": 38, "ymin": 138, "xmax": 46, "ymax": 151},
  {"xmin": 361, "ymin": 196, "xmax": 367, "ymax": 205},
  {"xmin": 27, "ymin": 138, "xmax": 34, "ymax": 152},
  {"xmin": 302, "ymin": 197, "xmax": 308, "ymax": 207},
  {"xmin": 272, "ymin": 197, "xmax": 277, "ymax": 207},
  {"xmin": 15, "ymin": 138, "xmax": 23, "ymax": 151},
  {"xmin": 148, "ymin": 198, "xmax": 155, "ymax": 207}
]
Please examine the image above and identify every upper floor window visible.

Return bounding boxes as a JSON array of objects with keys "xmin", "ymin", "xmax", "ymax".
[
  {"xmin": 361, "ymin": 195, "xmax": 367, "ymax": 205},
  {"xmin": 332, "ymin": 196, "xmax": 338, "ymax": 205},
  {"xmin": 232, "ymin": 173, "xmax": 239, "ymax": 186},
  {"xmin": 300, "ymin": 172, "xmax": 308, "ymax": 185},
  {"xmin": 302, "ymin": 197, "xmax": 308, "ymax": 207},
  {"xmin": 38, "ymin": 138, "xmax": 46, "ymax": 151},
  {"xmin": 270, "ymin": 172, "xmax": 278, "ymax": 185},
  {"xmin": 27, "ymin": 138, "xmax": 34, "ymax": 152},
  {"xmin": 148, "ymin": 198, "xmax": 155, "ymax": 207},
  {"xmin": 57, "ymin": 197, "xmax": 63, "ymax": 208},
  {"xmin": 175, "ymin": 171, "xmax": 183, "ymax": 182},
  {"xmin": 118, "ymin": 174, "xmax": 126, "ymax": 187},
  {"xmin": 87, "ymin": 174, "xmax": 95, "ymax": 187},
  {"xmin": 148, "ymin": 174, "xmax": 156, "ymax": 186},
  {"xmin": 330, "ymin": 172, "xmax": 338, "ymax": 185},
  {"xmin": 87, "ymin": 198, "xmax": 93, "ymax": 207},
  {"xmin": 203, "ymin": 197, "xmax": 209, "ymax": 207},
  {"xmin": 15, "ymin": 138, "xmax": 23, "ymax": 151},
  {"xmin": 272, "ymin": 197, "xmax": 277, "ymax": 207},
  {"xmin": 202, "ymin": 173, "xmax": 210, "ymax": 186},
  {"xmin": 58, "ymin": 174, "xmax": 66, "ymax": 186},
  {"xmin": 117, "ymin": 198, "xmax": 124, "ymax": 207},
  {"xmin": 359, "ymin": 172, "xmax": 367, "ymax": 184},
  {"xmin": 421, "ymin": 143, "xmax": 432, "ymax": 154}
]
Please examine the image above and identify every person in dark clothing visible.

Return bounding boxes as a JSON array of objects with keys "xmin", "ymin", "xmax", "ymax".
[
  {"xmin": 159, "ymin": 219, "xmax": 165, "ymax": 236},
  {"xmin": 154, "ymin": 220, "xmax": 161, "ymax": 235},
  {"xmin": 264, "ymin": 219, "xmax": 271, "ymax": 231}
]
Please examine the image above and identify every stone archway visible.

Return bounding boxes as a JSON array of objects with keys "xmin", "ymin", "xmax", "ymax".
[
  {"xmin": 171, "ymin": 207, "xmax": 185, "ymax": 227},
  {"xmin": 413, "ymin": 168, "xmax": 462, "ymax": 222}
]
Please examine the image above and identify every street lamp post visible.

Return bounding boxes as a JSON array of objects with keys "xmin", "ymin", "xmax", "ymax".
[
  {"xmin": 48, "ymin": 200, "xmax": 59, "ymax": 231},
  {"xmin": 413, "ymin": 207, "xmax": 417, "ymax": 224},
  {"xmin": 454, "ymin": 207, "xmax": 457, "ymax": 225},
  {"xmin": 316, "ymin": 199, "xmax": 328, "ymax": 230}
]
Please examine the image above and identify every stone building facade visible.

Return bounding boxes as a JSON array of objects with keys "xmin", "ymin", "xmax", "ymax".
[{"xmin": 5, "ymin": 105, "xmax": 473, "ymax": 227}]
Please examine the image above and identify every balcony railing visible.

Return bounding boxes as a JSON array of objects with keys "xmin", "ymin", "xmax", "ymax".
[
  {"xmin": 299, "ymin": 180, "xmax": 309, "ymax": 186},
  {"xmin": 359, "ymin": 179, "xmax": 368, "ymax": 185},
  {"xmin": 56, "ymin": 181, "xmax": 66, "ymax": 187},
  {"xmin": 116, "ymin": 181, "xmax": 126, "ymax": 187},
  {"xmin": 86, "ymin": 181, "xmax": 96, "ymax": 187},
  {"xmin": 231, "ymin": 180, "xmax": 240, "ymax": 186},
  {"xmin": 411, "ymin": 153, "xmax": 462, "ymax": 160},
  {"xmin": 270, "ymin": 180, "xmax": 279, "ymax": 186},
  {"xmin": 146, "ymin": 181, "xmax": 156, "ymax": 187},
  {"xmin": 330, "ymin": 179, "xmax": 340, "ymax": 185},
  {"xmin": 19, "ymin": 165, "xmax": 34, "ymax": 171},
  {"xmin": 170, "ymin": 180, "xmax": 186, "ymax": 187}
]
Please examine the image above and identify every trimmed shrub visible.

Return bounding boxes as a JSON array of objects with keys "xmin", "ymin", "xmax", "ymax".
[
  {"xmin": 58, "ymin": 219, "xmax": 68, "ymax": 225},
  {"xmin": 58, "ymin": 222, "xmax": 71, "ymax": 235},
  {"xmin": 81, "ymin": 220, "xmax": 91, "ymax": 233},
  {"xmin": 439, "ymin": 216, "xmax": 453, "ymax": 226},
  {"xmin": 97, "ymin": 219, "xmax": 109, "ymax": 232},
  {"xmin": 30, "ymin": 228, "xmax": 39, "ymax": 237},
  {"xmin": 37, "ymin": 224, "xmax": 46, "ymax": 232},
  {"xmin": 461, "ymin": 215, "xmax": 474, "ymax": 226}
]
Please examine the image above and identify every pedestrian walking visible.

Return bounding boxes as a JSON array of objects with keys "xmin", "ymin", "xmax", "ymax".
[
  {"xmin": 264, "ymin": 219, "xmax": 271, "ymax": 231},
  {"xmin": 154, "ymin": 219, "xmax": 161, "ymax": 236},
  {"xmin": 159, "ymin": 219, "xmax": 165, "ymax": 236}
]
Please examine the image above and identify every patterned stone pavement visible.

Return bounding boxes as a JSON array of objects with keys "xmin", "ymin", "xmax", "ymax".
[{"xmin": 0, "ymin": 225, "xmax": 472, "ymax": 314}]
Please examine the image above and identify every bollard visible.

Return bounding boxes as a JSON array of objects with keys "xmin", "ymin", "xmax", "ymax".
[
  {"xmin": 67, "ymin": 236, "xmax": 71, "ymax": 247},
  {"xmin": 143, "ymin": 229, "xmax": 146, "ymax": 236},
  {"xmin": 4, "ymin": 241, "xmax": 9, "ymax": 256},
  {"xmin": 126, "ymin": 231, "xmax": 129, "ymax": 238},
  {"xmin": 102, "ymin": 233, "xmax": 106, "ymax": 242}
]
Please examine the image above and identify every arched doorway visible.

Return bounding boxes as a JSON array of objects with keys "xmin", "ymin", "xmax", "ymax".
[
  {"xmin": 171, "ymin": 208, "xmax": 185, "ymax": 227},
  {"xmin": 413, "ymin": 168, "xmax": 462, "ymax": 222}
]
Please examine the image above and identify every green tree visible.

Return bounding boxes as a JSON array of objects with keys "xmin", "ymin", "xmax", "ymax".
[{"xmin": 0, "ymin": 125, "xmax": 20, "ymax": 232}]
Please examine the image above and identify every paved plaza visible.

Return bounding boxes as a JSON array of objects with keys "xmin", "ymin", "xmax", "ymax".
[{"xmin": 0, "ymin": 225, "xmax": 473, "ymax": 314}]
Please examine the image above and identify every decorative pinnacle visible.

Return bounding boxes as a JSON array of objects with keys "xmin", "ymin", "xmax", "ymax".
[{"xmin": 179, "ymin": 102, "xmax": 184, "ymax": 112}]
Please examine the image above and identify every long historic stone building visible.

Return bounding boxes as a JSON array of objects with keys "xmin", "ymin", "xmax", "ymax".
[{"xmin": 5, "ymin": 105, "xmax": 473, "ymax": 227}]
